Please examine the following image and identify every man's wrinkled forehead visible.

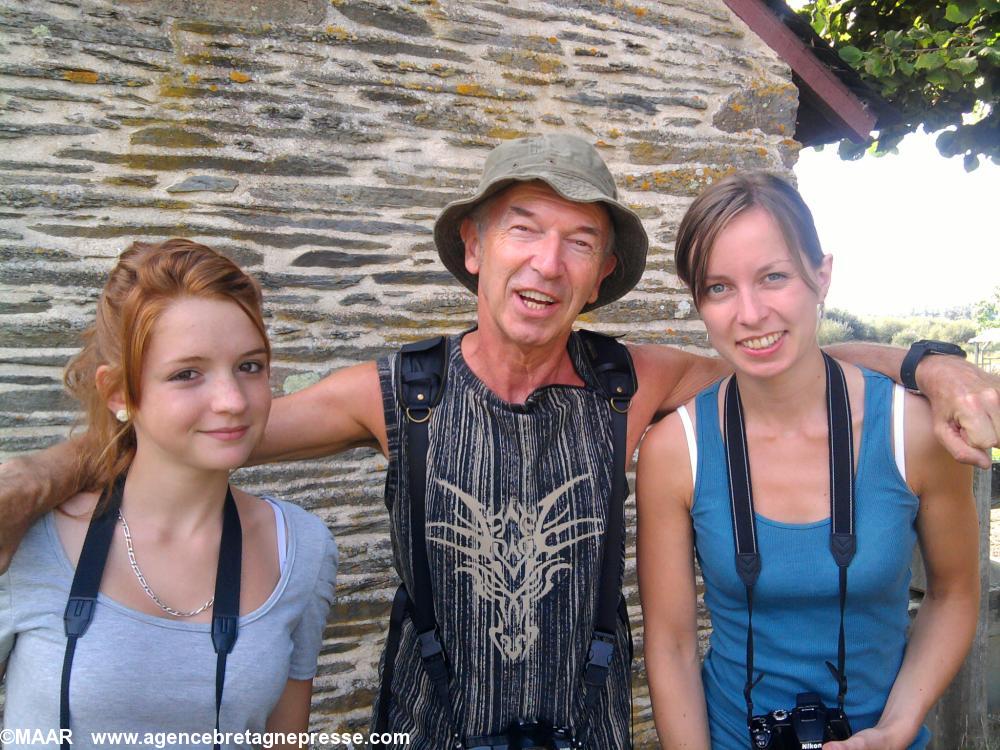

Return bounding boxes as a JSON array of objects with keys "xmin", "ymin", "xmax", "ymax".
[
  {"xmin": 499, "ymin": 205, "xmax": 606, "ymax": 243},
  {"xmin": 488, "ymin": 180, "xmax": 612, "ymax": 232}
]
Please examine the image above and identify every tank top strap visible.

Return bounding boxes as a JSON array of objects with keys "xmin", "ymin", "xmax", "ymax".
[
  {"xmin": 693, "ymin": 379, "xmax": 723, "ymax": 448},
  {"xmin": 691, "ymin": 380, "xmax": 725, "ymax": 504},
  {"xmin": 856, "ymin": 368, "xmax": 903, "ymax": 487}
]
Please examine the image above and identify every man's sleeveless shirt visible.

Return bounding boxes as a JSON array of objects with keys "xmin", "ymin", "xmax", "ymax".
[{"xmin": 374, "ymin": 332, "xmax": 632, "ymax": 749}]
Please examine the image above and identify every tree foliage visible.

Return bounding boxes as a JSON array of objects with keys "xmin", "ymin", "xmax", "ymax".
[
  {"xmin": 974, "ymin": 285, "xmax": 1000, "ymax": 329},
  {"xmin": 797, "ymin": 0, "xmax": 999, "ymax": 170},
  {"xmin": 819, "ymin": 308, "xmax": 977, "ymax": 348}
]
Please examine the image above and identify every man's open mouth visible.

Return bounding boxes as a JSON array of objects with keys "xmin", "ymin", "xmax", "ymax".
[{"xmin": 518, "ymin": 290, "xmax": 557, "ymax": 310}]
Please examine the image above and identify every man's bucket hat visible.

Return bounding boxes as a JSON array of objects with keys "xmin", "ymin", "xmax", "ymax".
[{"xmin": 433, "ymin": 133, "xmax": 649, "ymax": 312}]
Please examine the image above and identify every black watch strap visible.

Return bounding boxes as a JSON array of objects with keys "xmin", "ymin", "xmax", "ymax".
[{"xmin": 900, "ymin": 339, "xmax": 966, "ymax": 392}]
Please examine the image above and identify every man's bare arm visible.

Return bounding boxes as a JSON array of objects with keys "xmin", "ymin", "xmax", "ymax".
[
  {"xmin": 0, "ymin": 361, "xmax": 385, "ymax": 573},
  {"xmin": 631, "ymin": 339, "xmax": 999, "ymax": 468},
  {"xmin": 250, "ymin": 360, "xmax": 387, "ymax": 464},
  {"xmin": 629, "ymin": 344, "xmax": 728, "ymax": 422},
  {"xmin": 828, "ymin": 342, "xmax": 1000, "ymax": 468},
  {"xmin": 0, "ymin": 438, "xmax": 86, "ymax": 571}
]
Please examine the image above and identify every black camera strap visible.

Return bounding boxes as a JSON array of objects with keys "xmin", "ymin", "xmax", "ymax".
[
  {"xmin": 60, "ymin": 475, "xmax": 242, "ymax": 750},
  {"xmin": 723, "ymin": 352, "xmax": 856, "ymax": 727}
]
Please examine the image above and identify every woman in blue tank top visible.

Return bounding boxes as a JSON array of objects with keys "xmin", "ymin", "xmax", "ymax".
[{"xmin": 636, "ymin": 173, "xmax": 980, "ymax": 749}]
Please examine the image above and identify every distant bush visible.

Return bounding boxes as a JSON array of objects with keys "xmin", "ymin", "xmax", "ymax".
[
  {"xmin": 821, "ymin": 308, "xmax": 976, "ymax": 351},
  {"xmin": 825, "ymin": 309, "xmax": 875, "ymax": 341},
  {"xmin": 871, "ymin": 318, "xmax": 906, "ymax": 343},
  {"xmin": 889, "ymin": 319, "xmax": 977, "ymax": 348},
  {"xmin": 818, "ymin": 319, "xmax": 852, "ymax": 345}
]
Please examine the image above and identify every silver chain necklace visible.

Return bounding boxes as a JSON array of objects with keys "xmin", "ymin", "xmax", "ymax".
[{"xmin": 118, "ymin": 510, "xmax": 214, "ymax": 618}]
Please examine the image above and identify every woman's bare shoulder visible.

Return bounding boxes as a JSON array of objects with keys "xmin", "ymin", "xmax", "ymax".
[
  {"xmin": 230, "ymin": 486, "xmax": 275, "ymax": 524},
  {"xmin": 642, "ymin": 405, "xmax": 692, "ymax": 457}
]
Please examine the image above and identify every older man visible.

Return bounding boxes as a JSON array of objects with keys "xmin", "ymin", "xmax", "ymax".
[{"xmin": 2, "ymin": 134, "xmax": 997, "ymax": 749}]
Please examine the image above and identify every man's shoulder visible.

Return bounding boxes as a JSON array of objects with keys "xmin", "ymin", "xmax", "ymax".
[{"xmin": 377, "ymin": 334, "xmax": 455, "ymax": 393}]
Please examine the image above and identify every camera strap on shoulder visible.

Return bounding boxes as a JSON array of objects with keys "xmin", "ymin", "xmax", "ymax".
[
  {"xmin": 60, "ymin": 474, "xmax": 242, "ymax": 750},
  {"xmin": 723, "ymin": 352, "xmax": 855, "ymax": 726}
]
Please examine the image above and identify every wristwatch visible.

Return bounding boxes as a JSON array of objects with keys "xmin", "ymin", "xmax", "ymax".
[{"xmin": 900, "ymin": 339, "xmax": 966, "ymax": 393}]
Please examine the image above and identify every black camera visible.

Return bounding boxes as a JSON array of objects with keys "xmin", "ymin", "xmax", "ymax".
[
  {"xmin": 464, "ymin": 720, "xmax": 575, "ymax": 749},
  {"xmin": 748, "ymin": 692, "xmax": 852, "ymax": 749}
]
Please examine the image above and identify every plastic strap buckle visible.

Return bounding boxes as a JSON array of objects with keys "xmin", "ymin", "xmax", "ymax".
[
  {"xmin": 418, "ymin": 629, "xmax": 449, "ymax": 681},
  {"xmin": 551, "ymin": 726, "xmax": 575, "ymax": 749},
  {"xmin": 64, "ymin": 597, "xmax": 96, "ymax": 638},
  {"xmin": 583, "ymin": 631, "xmax": 615, "ymax": 686},
  {"xmin": 418, "ymin": 628, "xmax": 444, "ymax": 659}
]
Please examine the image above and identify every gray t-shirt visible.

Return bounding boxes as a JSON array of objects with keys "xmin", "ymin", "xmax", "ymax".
[{"xmin": 0, "ymin": 498, "xmax": 337, "ymax": 749}]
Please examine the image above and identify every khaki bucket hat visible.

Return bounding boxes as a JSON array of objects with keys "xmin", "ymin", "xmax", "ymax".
[{"xmin": 433, "ymin": 133, "xmax": 648, "ymax": 312}]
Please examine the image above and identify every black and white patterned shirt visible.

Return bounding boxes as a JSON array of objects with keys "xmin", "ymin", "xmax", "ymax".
[{"xmin": 373, "ymin": 331, "xmax": 632, "ymax": 749}]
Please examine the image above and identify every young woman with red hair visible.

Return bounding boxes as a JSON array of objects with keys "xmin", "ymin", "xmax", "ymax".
[{"xmin": 0, "ymin": 240, "xmax": 337, "ymax": 749}]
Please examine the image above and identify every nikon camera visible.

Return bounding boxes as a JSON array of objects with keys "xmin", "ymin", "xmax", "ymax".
[{"xmin": 748, "ymin": 692, "xmax": 852, "ymax": 749}]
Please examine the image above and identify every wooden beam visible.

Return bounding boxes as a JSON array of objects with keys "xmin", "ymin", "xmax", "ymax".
[{"xmin": 722, "ymin": 0, "xmax": 877, "ymax": 143}]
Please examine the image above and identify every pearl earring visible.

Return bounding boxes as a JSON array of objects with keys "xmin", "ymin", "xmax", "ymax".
[
  {"xmin": 817, "ymin": 302, "xmax": 825, "ymax": 321},
  {"xmin": 115, "ymin": 409, "xmax": 129, "ymax": 423}
]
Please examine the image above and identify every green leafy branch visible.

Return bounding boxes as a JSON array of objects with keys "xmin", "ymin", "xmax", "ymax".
[{"xmin": 798, "ymin": 0, "xmax": 999, "ymax": 170}]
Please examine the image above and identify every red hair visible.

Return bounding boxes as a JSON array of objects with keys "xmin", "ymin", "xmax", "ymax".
[{"xmin": 63, "ymin": 239, "xmax": 269, "ymax": 497}]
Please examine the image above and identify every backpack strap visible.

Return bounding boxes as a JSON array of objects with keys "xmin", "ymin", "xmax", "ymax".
[
  {"xmin": 375, "ymin": 584, "xmax": 411, "ymax": 733},
  {"xmin": 398, "ymin": 336, "xmax": 449, "ymax": 424},
  {"xmin": 384, "ymin": 336, "xmax": 460, "ymax": 743},
  {"xmin": 575, "ymin": 329, "xmax": 636, "ymax": 738},
  {"xmin": 577, "ymin": 329, "xmax": 637, "ymax": 414}
]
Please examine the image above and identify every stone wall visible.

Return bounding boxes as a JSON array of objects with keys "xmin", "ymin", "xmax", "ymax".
[{"xmin": 0, "ymin": 0, "xmax": 799, "ymax": 745}]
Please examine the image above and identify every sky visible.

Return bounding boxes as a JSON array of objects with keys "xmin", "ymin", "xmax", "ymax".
[
  {"xmin": 784, "ymin": 0, "xmax": 998, "ymax": 319},
  {"xmin": 794, "ymin": 131, "xmax": 998, "ymax": 318}
]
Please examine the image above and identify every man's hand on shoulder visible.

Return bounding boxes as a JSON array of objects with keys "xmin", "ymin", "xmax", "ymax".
[
  {"xmin": 0, "ymin": 438, "xmax": 85, "ymax": 572},
  {"xmin": 0, "ymin": 460, "xmax": 36, "ymax": 572},
  {"xmin": 915, "ymin": 354, "xmax": 1000, "ymax": 469},
  {"xmin": 826, "ymin": 341, "xmax": 999, "ymax": 468}
]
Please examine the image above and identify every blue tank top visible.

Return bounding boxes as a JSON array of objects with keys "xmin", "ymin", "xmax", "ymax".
[{"xmin": 692, "ymin": 370, "xmax": 930, "ymax": 749}]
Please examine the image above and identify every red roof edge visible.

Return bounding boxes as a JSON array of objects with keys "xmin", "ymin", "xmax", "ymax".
[{"xmin": 722, "ymin": 0, "xmax": 877, "ymax": 143}]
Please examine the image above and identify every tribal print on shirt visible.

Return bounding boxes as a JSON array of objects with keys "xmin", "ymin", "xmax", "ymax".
[{"xmin": 428, "ymin": 475, "xmax": 602, "ymax": 661}]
